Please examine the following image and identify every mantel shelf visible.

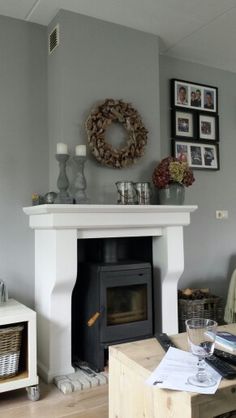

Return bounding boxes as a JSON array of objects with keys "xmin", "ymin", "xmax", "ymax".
[
  {"xmin": 23, "ymin": 204, "xmax": 198, "ymax": 235},
  {"xmin": 24, "ymin": 204, "xmax": 197, "ymax": 215}
]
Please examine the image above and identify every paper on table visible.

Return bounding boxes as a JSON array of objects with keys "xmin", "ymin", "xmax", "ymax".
[{"xmin": 146, "ymin": 347, "xmax": 222, "ymax": 394}]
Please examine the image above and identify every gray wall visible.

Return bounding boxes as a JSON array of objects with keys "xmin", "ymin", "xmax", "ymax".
[
  {"xmin": 1, "ymin": 9, "xmax": 235, "ymax": 307},
  {"xmin": 160, "ymin": 55, "xmax": 236, "ymax": 299},
  {"xmin": 48, "ymin": 11, "xmax": 160, "ymax": 203},
  {"xmin": 0, "ymin": 16, "xmax": 48, "ymax": 306}
]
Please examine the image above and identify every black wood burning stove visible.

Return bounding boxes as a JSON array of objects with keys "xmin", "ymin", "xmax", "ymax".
[{"xmin": 72, "ymin": 261, "xmax": 153, "ymax": 371}]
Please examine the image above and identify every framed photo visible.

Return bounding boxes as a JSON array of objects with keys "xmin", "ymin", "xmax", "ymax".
[
  {"xmin": 171, "ymin": 108, "xmax": 197, "ymax": 140},
  {"xmin": 172, "ymin": 140, "xmax": 219, "ymax": 170},
  {"xmin": 171, "ymin": 79, "xmax": 218, "ymax": 113},
  {"xmin": 198, "ymin": 112, "xmax": 219, "ymax": 141}
]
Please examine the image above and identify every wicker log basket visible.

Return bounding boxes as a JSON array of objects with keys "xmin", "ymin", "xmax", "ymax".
[
  {"xmin": 178, "ymin": 288, "xmax": 224, "ymax": 333},
  {"xmin": 0, "ymin": 324, "xmax": 24, "ymax": 379}
]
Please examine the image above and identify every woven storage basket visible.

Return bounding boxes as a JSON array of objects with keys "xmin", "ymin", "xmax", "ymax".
[
  {"xmin": 0, "ymin": 325, "xmax": 24, "ymax": 379},
  {"xmin": 178, "ymin": 295, "xmax": 224, "ymax": 332}
]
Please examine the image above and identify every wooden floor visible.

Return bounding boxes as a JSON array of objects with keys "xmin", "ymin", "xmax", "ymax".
[{"xmin": 0, "ymin": 381, "xmax": 108, "ymax": 418}]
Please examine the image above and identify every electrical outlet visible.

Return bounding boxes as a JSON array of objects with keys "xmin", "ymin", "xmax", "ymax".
[{"xmin": 216, "ymin": 210, "xmax": 229, "ymax": 219}]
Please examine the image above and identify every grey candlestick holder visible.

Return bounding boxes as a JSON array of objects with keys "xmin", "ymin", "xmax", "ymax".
[
  {"xmin": 55, "ymin": 154, "xmax": 73, "ymax": 204},
  {"xmin": 73, "ymin": 155, "xmax": 88, "ymax": 203}
]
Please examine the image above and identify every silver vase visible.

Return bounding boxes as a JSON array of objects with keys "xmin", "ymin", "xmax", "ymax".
[{"xmin": 158, "ymin": 183, "xmax": 185, "ymax": 205}]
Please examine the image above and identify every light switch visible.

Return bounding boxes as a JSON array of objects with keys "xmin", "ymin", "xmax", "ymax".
[{"xmin": 216, "ymin": 210, "xmax": 229, "ymax": 219}]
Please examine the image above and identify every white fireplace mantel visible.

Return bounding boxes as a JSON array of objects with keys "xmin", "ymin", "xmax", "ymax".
[{"xmin": 24, "ymin": 204, "xmax": 197, "ymax": 382}]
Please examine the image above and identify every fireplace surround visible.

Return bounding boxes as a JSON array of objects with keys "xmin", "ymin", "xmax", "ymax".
[{"xmin": 23, "ymin": 204, "xmax": 197, "ymax": 382}]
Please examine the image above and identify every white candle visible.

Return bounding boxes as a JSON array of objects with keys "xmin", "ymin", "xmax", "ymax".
[
  {"xmin": 56, "ymin": 142, "xmax": 68, "ymax": 154},
  {"xmin": 75, "ymin": 145, "xmax": 86, "ymax": 156}
]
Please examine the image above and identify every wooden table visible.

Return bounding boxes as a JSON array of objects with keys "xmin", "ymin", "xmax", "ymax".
[{"xmin": 109, "ymin": 324, "xmax": 236, "ymax": 418}]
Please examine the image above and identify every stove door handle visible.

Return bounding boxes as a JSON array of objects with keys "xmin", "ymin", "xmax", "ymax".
[{"xmin": 87, "ymin": 306, "xmax": 105, "ymax": 327}]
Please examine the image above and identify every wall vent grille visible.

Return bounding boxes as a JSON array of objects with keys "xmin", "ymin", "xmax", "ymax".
[{"xmin": 49, "ymin": 24, "xmax": 59, "ymax": 55}]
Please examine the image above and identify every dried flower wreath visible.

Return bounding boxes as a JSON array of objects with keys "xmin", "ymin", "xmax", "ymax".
[{"xmin": 85, "ymin": 99, "xmax": 148, "ymax": 168}]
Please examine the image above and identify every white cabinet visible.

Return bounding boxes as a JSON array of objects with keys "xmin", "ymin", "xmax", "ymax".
[{"xmin": 0, "ymin": 299, "xmax": 39, "ymax": 400}]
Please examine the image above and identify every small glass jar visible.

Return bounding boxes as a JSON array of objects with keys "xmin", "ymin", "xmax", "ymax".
[
  {"xmin": 115, "ymin": 181, "xmax": 137, "ymax": 204},
  {"xmin": 134, "ymin": 182, "xmax": 151, "ymax": 205}
]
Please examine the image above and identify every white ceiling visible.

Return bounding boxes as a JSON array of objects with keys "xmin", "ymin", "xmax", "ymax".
[{"xmin": 1, "ymin": 0, "xmax": 236, "ymax": 72}]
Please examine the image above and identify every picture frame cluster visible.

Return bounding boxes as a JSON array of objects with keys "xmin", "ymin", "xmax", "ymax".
[{"xmin": 171, "ymin": 79, "xmax": 220, "ymax": 170}]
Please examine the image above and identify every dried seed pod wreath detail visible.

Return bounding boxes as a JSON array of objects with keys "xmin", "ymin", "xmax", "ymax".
[{"xmin": 85, "ymin": 99, "xmax": 148, "ymax": 168}]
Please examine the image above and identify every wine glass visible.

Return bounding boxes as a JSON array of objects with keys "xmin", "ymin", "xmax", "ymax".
[{"xmin": 185, "ymin": 318, "xmax": 218, "ymax": 387}]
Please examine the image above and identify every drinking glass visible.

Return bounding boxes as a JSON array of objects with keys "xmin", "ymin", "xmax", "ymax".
[{"xmin": 185, "ymin": 318, "xmax": 218, "ymax": 387}]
